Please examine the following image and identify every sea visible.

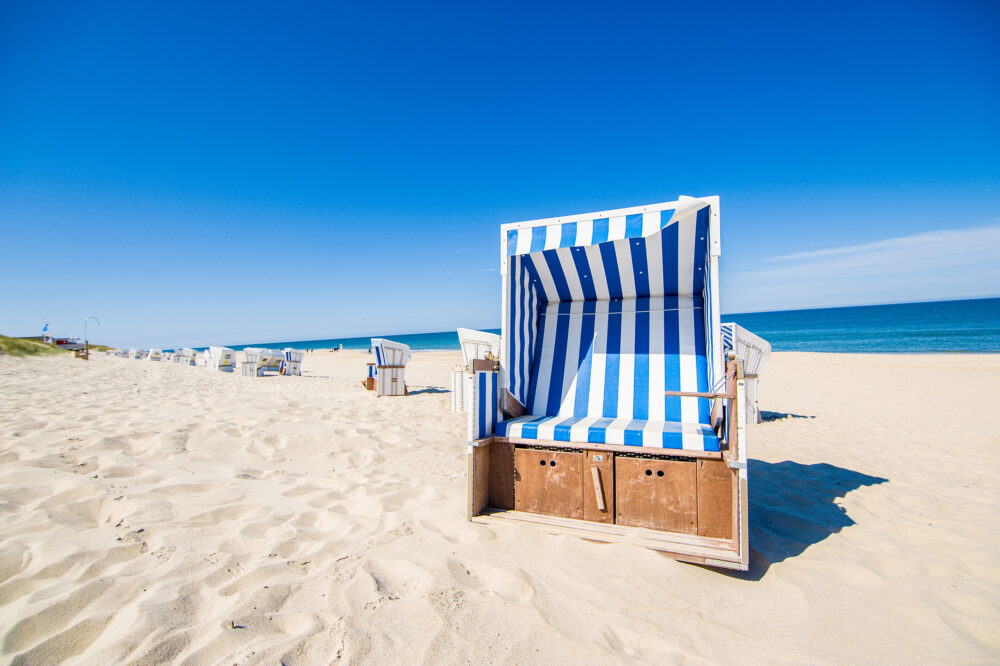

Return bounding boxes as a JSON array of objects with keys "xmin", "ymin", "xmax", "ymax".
[{"xmin": 214, "ymin": 298, "xmax": 1000, "ymax": 354}]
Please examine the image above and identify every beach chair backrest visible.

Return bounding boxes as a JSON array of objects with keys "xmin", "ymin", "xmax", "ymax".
[
  {"xmin": 371, "ymin": 338, "xmax": 410, "ymax": 368},
  {"xmin": 457, "ymin": 328, "xmax": 501, "ymax": 368},
  {"xmin": 243, "ymin": 348, "xmax": 263, "ymax": 365},
  {"xmin": 501, "ymin": 196, "xmax": 723, "ymax": 424},
  {"xmin": 284, "ymin": 348, "xmax": 305, "ymax": 363}
]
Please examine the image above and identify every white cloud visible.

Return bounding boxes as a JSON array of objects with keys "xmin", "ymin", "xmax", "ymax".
[{"xmin": 723, "ymin": 223, "xmax": 1000, "ymax": 313}]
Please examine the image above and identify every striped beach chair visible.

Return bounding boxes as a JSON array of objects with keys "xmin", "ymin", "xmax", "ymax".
[
  {"xmin": 148, "ymin": 349, "xmax": 163, "ymax": 361},
  {"xmin": 206, "ymin": 346, "xmax": 237, "ymax": 372},
  {"xmin": 368, "ymin": 338, "xmax": 410, "ymax": 397},
  {"xmin": 466, "ymin": 195, "xmax": 755, "ymax": 571}
]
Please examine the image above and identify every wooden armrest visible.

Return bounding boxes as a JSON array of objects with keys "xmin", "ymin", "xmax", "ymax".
[{"xmin": 664, "ymin": 390, "xmax": 735, "ymax": 399}]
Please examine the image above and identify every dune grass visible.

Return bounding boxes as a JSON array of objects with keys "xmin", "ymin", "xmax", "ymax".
[{"xmin": 0, "ymin": 336, "xmax": 70, "ymax": 357}]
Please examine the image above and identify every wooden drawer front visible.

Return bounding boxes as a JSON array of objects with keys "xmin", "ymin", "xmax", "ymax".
[
  {"xmin": 514, "ymin": 449, "xmax": 584, "ymax": 519},
  {"xmin": 697, "ymin": 458, "xmax": 733, "ymax": 539},
  {"xmin": 615, "ymin": 458, "xmax": 697, "ymax": 533},
  {"xmin": 583, "ymin": 451, "xmax": 614, "ymax": 523}
]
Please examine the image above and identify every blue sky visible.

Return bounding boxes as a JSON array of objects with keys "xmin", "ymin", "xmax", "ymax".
[{"xmin": 2, "ymin": 1, "xmax": 998, "ymax": 348}]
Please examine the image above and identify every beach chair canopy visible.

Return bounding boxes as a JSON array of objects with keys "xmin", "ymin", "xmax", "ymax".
[
  {"xmin": 458, "ymin": 328, "xmax": 501, "ymax": 368},
  {"xmin": 498, "ymin": 196, "xmax": 723, "ymax": 451}
]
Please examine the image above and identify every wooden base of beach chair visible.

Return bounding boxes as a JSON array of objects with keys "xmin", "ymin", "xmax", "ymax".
[
  {"xmin": 363, "ymin": 377, "xmax": 375, "ymax": 391},
  {"xmin": 467, "ymin": 438, "xmax": 748, "ymax": 570}
]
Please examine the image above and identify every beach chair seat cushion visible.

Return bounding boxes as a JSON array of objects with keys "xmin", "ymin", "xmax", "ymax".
[{"xmin": 496, "ymin": 415, "xmax": 719, "ymax": 451}]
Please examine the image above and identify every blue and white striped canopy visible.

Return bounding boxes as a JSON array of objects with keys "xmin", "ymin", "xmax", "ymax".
[{"xmin": 500, "ymin": 196, "xmax": 723, "ymax": 451}]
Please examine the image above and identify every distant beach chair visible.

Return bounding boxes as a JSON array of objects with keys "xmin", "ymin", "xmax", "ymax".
[
  {"xmin": 282, "ymin": 348, "xmax": 305, "ymax": 376},
  {"xmin": 148, "ymin": 349, "xmax": 163, "ymax": 361},
  {"xmin": 466, "ymin": 195, "xmax": 758, "ymax": 571},
  {"xmin": 206, "ymin": 346, "xmax": 237, "ymax": 372},
  {"xmin": 127, "ymin": 348, "xmax": 139, "ymax": 359},
  {"xmin": 261, "ymin": 349, "xmax": 284, "ymax": 374},
  {"xmin": 721, "ymin": 323, "xmax": 771, "ymax": 424},
  {"xmin": 240, "ymin": 348, "xmax": 264, "ymax": 376},
  {"xmin": 452, "ymin": 329, "xmax": 502, "ymax": 413},
  {"xmin": 175, "ymin": 348, "xmax": 196, "ymax": 365},
  {"xmin": 365, "ymin": 338, "xmax": 410, "ymax": 396}
]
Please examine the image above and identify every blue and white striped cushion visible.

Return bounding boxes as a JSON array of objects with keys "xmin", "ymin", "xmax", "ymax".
[{"xmin": 496, "ymin": 415, "xmax": 719, "ymax": 451}]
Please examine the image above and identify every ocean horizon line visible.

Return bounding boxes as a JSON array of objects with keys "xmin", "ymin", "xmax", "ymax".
[{"xmin": 162, "ymin": 296, "xmax": 1000, "ymax": 355}]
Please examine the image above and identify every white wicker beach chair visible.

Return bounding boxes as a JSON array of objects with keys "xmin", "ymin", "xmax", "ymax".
[
  {"xmin": 148, "ymin": 349, "xmax": 162, "ymax": 361},
  {"xmin": 282, "ymin": 348, "xmax": 305, "ymax": 376},
  {"xmin": 176, "ymin": 348, "xmax": 196, "ymax": 366},
  {"xmin": 260, "ymin": 350, "xmax": 284, "ymax": 374},
  {"xmin": 206, "ymin": 346, "xmax": 237, "ymax": 372},
  {"xmin": 721, "ymin": 323, "xmax": 771, "ymax": 424},
  {"xmin": 240, "ymin": 348, "xmax": 264, "ymax": 377},
  {"xmin": 369, "ymin": 338, "xmax": 410, "ymax": 396},
  {"xmin": 466, "ymin": 195, "xmax": 753, "ymax": 570}
]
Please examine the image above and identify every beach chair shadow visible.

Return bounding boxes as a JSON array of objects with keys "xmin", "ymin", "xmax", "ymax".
[
  {"xmin": 714, "ymin": 460, "xmax": 887, "ymax": 580},
  {"xmin": 760, "ymin": 411, "xmax": 815, "ymax": 421},
  {"xmin": 407, "ymin": 387, "xmax": 449, "ymax": 395}
]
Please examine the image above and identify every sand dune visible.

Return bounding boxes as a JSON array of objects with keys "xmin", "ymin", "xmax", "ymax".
[{"xmin": 0, "ymin": 351, "xmax": 997, "ymax": 663}]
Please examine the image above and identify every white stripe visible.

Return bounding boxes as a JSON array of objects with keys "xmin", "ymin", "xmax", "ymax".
[
  {"xmin": 641, "ymin": 211, "xmax": 660, "ymax": 237},
  {"xmin": 575, "ymin": 219, "xmax": 593, "ymax": 247},
  {"xmin": 616, "ymin": 311, "xmax": 635, "ymax": 419},
  {"xmin": 568, "ymin": 415, "xmax": 603, "ymax": 443},
  {"xmin": 615, "ymin": 239, "xmax": 637, "ymax": 300},
  {"xmin": 559, "ymin": 312, "xmax": 584, "ymax": 416},
  {"xmin": 583, "ymin": 244, "xmax": 609, "ymax": 300},
  {"xmin": 602, "ymin": 418, "xmax": 632, "ymax": 445},
  {"xmin": 609, "ymin": 215, "xmax": 627, "ymax": 241},
  {"xmin": 544, "ymin": 224, "xmax": 562, "ymax": 250},
  {"xmin": 587, "ymin": 311, "xmax": 608, "ymax": 417},
  {"xmin": 645, "ymin": 231, "xmax": 664, "ymax": 298},
  {"xmin": 516, "ymin": 229, "xmax": 533, "ymax": 255}
]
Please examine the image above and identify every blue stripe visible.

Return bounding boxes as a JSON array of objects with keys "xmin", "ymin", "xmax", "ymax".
[
  {"xmin": 551, "ymin": 415, "xmax": 585, "ymax": 441},
  {"xmin": 571, "ymin": 246, "xmax": 597, "ymax": 301},
  {"xmin": 664, "ymin": 296, "xmax": 681, "ymax": 421},
  {"xmin": 559, "ymin": 222, "xmax": 577, "ymax": 249},
  {"xmin": 693, "ymin": 302, "xmax": 710, "ymax": 422},
  {"xmin": 519, "ymin": 414, "xmax": 550, "ymax": 439},
  {"xmin": 599, "ymin": 241, "xmax": 622, "ymax": 301},
  {"xmin": 478, "ymin": 372, "xmax": 486, "ymax": 437},
  {"xmin": 588, "ymin": 418, "xmax": 613, "ymax": 443},
  {"xmin": 602, "ymin": 309, "xmax": 621, "ymax": 418},
  {"xmin": 692, "ymin": 207, "xmax": 710, "ymax": 292},
  {"xmin": 661, "ymin": 212, "xmax": 678, "ymax": 296},
  {"xmin": 529, "ymin": 226, "xmax": 547, "ymax": 254},
  {"xmin": 592, "ymin": 218, "xmax": 610, "ymax": 245},
  {"xmin": 573, "ymin": 300, "xmax": 596, "ymax": 417},
  {"xmin": 631, "ymin": 236, "xmax": 649, "ymax": 298},
  {"xmin": 624, "ymin": 420, "xmax": 644, "ymax": 446},
  {"xmin": 624, "ymin": 213, "xmax": 643, "ymax": 240},
  {"xmin": 525, "ymin": 288, "xmax": 546, "ymax": 413}
]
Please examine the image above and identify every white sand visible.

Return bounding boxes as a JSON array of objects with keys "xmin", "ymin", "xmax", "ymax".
[{"xmin": 0, "ymin": 350, "xmax": 997, "ymax": 664}]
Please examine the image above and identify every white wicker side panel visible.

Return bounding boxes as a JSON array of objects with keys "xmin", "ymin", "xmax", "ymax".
[
  {"xmin": 451, "ymin": 369, "xmax": 466, "ymax": 413},
  {"xmin": 376, "ymin": 368, "xmax": 406, "ymax": 396}
]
